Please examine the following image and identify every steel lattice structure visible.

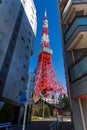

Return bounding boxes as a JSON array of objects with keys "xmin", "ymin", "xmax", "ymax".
[{"xmin": 34, "ymin": 10, "xmax": 66, "ymax": 97}]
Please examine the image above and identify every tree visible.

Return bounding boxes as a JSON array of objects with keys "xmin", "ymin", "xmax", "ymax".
[
  {"xmin": 60, "ymin": 94, "xmax": 70, "ymax": 111},
  {"xmin": 32, "ymin": 103, "xmax": 51, "ymax": 117}
]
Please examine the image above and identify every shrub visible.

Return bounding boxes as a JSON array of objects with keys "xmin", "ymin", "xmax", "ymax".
[
  {"xmin": 31, "ymin": 115, "xmax": 40, "ymax": 120},
  {"xmin": 32, "ymin": 103, "xmax": 51, "ymax": 117}
]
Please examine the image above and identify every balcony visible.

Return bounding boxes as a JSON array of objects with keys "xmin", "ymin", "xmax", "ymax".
[
  {"xmin": 59, "ymin": 0, "xmax": 68, "ymax": 12},
  {"xmin": 65, "ymin": 17, "xmax": 87, "ymax": 50},
  {"xmin": 69, "ymin": 54, "xmax": 87, "ymax": 82},
  {"xmin": 62, "ymin": 0, "xmax": 87, "ymax": 23}
]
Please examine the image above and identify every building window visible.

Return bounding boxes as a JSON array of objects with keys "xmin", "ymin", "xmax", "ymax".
[
  {"xmin": 5, "ymin": 19, "xmax": 7, "ymax": 23},
  {"xmin": 23, "ymin": 0, "xmax": 25, "ymax": 4},
  {"xmin": 29, "ymin": 31, "xmax": 32, "ymax": 37},
  {"xmin": 23, "ymin": 65, "xmax": 26, "ymax": 68},
  {"xmin": 0, "ymin": 31, "xmax": 2, "ymax": 35},
  {"xmin": 12, "ymin": 36, "xmax": 15, "ymax": 41},
  {"xmin": 0, "ymin": 80, "xmax": 3, "ymax": 86},
  {"xmin": 21, "ymin": 36, "xmax": 25, "ymax": 43},
  {"xmin": 16, "ymin": 27, "xmax": 18, "ymax": 32},
  {"xmin": 20, "ymin": 10, "xmax": 23, "ymax": 17},
  {"xmin": 28, "ymin": 38, "xmax": 30, "ymax": 43},
  {"xmin": 5, "ymin": 63, "xmax": 9, "ymax": 68},
  {"xmin": 31, "ymin": 19, "xmax": 33, "ymax": 25},
  {"xmin": 76, "ymin": 10, "xmax": 84, "ymax": 16},
  {"xmin": 19, "ymin": 90, "xmax": 22, "ymax": 95},
  {"xmin": 14, "ymin": 83, "xmax": 16, "ymax": 86},
  {"xmin": 18, "ymin": 17, "xmax": 21, "ymax": 23},
  {"xmin": 31, "ymin": 6, "xmax": 34, "ymax": 14},
  {"xmin": 0, "ymin": 31, "xmax": 3, "ymax": 40},
  {"xmin": 26, "ymin": 45, "xmax": 29, "ymax": 50},
  {"xmin": 0, "ymin": 0, "xmax": 2, "ymax": 3},
  {"xmin": 21, "ymin": 77, "xmax": 25, "ymax": 82},
  {"xmin": 25, "ymin": 55, "xmax": 28, "ymax": 60},
  {"xmin": 31, "ymin": 14, "xmax": 34, "ymax": 20},
  {"xmin": 1, "ymin": 73, "xmax": 5, "ymax": 77},
  {"xmin": 19, "ymin": 56, "xmax": 21, "ymax": 59}
]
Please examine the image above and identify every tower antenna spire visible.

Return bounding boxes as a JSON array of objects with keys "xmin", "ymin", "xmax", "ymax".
[{"xmin": 44, "ymin": 8, "xmax": 47, "ymax": 17}]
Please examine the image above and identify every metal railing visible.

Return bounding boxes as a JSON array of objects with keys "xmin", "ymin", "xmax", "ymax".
[
  {"xmin": 50, "ymin": 121, "xmax": 59, "ymax": 130},
  {"xmin": 65, "ymin": 17, "xmax": 87, "ymax": 42},
  {"xmin": 69, "ymin": 55, "xmax": 87, "ymax": 82},
  {"xmin": 0, "ymin": 122, "xmax": 11, "ymax": 130}
]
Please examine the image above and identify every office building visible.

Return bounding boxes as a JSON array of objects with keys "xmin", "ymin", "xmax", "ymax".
[{"xmin": 0, "ymin": 0, "xmax": 37, "ymax": 105}]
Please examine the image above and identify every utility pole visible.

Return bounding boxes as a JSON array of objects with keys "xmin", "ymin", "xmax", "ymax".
[
  {"xmin": 42, "ymin": 100, "xmax": 45, "ymax": 118},
  {"xmin": 22, "ymin": 74, "xmax": 30, "ymax": 130}
]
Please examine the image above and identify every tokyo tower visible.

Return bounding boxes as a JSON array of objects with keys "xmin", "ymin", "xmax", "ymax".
[{"xmin": 34, "ymin": 10, "xmax": 65, "ymax": 97}]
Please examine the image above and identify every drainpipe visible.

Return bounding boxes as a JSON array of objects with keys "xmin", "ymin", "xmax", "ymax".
[{"xmin": 78, "ymin": 98, "xmax": 86, "ymax": 130}]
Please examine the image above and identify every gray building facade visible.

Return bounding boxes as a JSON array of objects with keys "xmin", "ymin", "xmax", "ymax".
[
  {"xmin": 0, "ymin": 0, "xmax": 37, "ymax": 105},
  {"xmin": 58, "ymin": 0, "xmax": 87, "ymax": 129}
]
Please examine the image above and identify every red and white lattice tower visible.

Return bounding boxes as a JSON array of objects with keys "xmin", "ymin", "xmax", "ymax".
[{"xmin": 34, "ymin": 10, "xmax": 66, "ymax": 97}]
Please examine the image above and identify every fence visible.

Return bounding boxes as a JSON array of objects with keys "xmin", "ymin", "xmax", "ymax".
[
  {"xmin": 50, "ymin": 121, "xmax": 59, "ymax": 130},
  {"xmin": 0, "ymin": 122, "xmax": 11, "ymax": 130}
]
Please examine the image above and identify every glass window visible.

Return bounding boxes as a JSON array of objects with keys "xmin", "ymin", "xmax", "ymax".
[
  {"xmin": 25, "ymin": 55, "xmax": 28, "ymax": 60},
  {"xmin": 0, "ymin": 0, "xmax": 2, "ymax": 3},
  {"xmin": 28, "ymin": 38, "xmax": 30, "ymax": 43},
  {"xmin": 75, "ymin": 10, "xmax": 84, "ymax": 16},
  {"xmin": 21, "ymin": 77, "xmax": 25, "ymax": 82},
  {"xmin": 21, "ymin": 36, "xmax": 25, "ymax": 43}
]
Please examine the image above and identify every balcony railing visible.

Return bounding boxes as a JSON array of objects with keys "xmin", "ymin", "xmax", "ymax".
[
  {"xmin": 65, "ymin": 17, "xmax": 87, "ymax": 42},
  {"xmin": 62, "ymin": 0, "xmax": 87, "ymax": 20},
  {"xmin": 59, "ymin": 0, "xmax": 69, "ymax": 12},
  {"xmin": 69, "ymin": 54, "xmax": 87, "ymax": 82}
]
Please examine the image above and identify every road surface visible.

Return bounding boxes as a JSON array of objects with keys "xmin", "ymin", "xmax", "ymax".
[{"xmin": 9, "ymin": 117, "xmax": 72, "ymax": 130}]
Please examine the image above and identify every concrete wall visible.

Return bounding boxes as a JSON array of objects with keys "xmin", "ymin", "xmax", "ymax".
[
  {"xmin": 72, "ymin": 99, "xmax": 83, "ymax": 130},
  {"xmin": 82, "ymin": 99, "xmax": 87, "ymax": 128}
]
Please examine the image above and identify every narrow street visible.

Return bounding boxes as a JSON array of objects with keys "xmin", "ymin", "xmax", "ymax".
[
  {"xmin": 59, "ymin": 122, "xmax": 72, "ymax": 130},
  {"xmin": 9, "ymin": 119, "xmax": 72, "ymax": 130},
  {"xmin": 9, "ymin": 122, "xmax": 72, "ymax": 130}
]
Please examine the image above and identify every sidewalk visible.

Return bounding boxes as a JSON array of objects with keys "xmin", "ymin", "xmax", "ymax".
[{"xmin": 58, "ymin": 115, "xmax": 71, "ymax": 122}]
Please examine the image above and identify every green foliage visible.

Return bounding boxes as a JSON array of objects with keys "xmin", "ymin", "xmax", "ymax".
[
  {"xmin": 32, "ymin": 103, "xmax": 51, "ymax": 117},
  {"xmin": 44, "ymin": 105, "xmax": 50, "ymax": 117},
  {"xmin": 32, "ymin": 104, "xmax": 42, "ymax": 117},
  {"xmin": 60, "ymin": 94, "xmax": 70, "ymax": 111},
  {"xmin": 0, "ymin": 103, "xmax": 13, "ymax": 123},
  {"xmin": 31, "ymin": 115, "xmax": 40, "ymax": 120}
]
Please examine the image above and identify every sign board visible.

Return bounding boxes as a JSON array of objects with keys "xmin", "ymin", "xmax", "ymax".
[
  {"xmin": 19, "ymin": 91, "xmax": 27, "ymax": 103},
  {"xmin": 27, "ymin": 98, "xmax": 34, "ymax": 105}
]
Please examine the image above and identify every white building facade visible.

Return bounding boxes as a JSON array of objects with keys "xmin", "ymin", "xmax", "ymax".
[{"xmin": 0, "ymin": 0, "xmax": 37, "ymax": 105}]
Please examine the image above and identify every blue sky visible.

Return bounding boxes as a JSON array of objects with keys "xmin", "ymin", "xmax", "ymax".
[{"xmin": 29, "ymin": 0, "xmax": 66, "ymax": 88}]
